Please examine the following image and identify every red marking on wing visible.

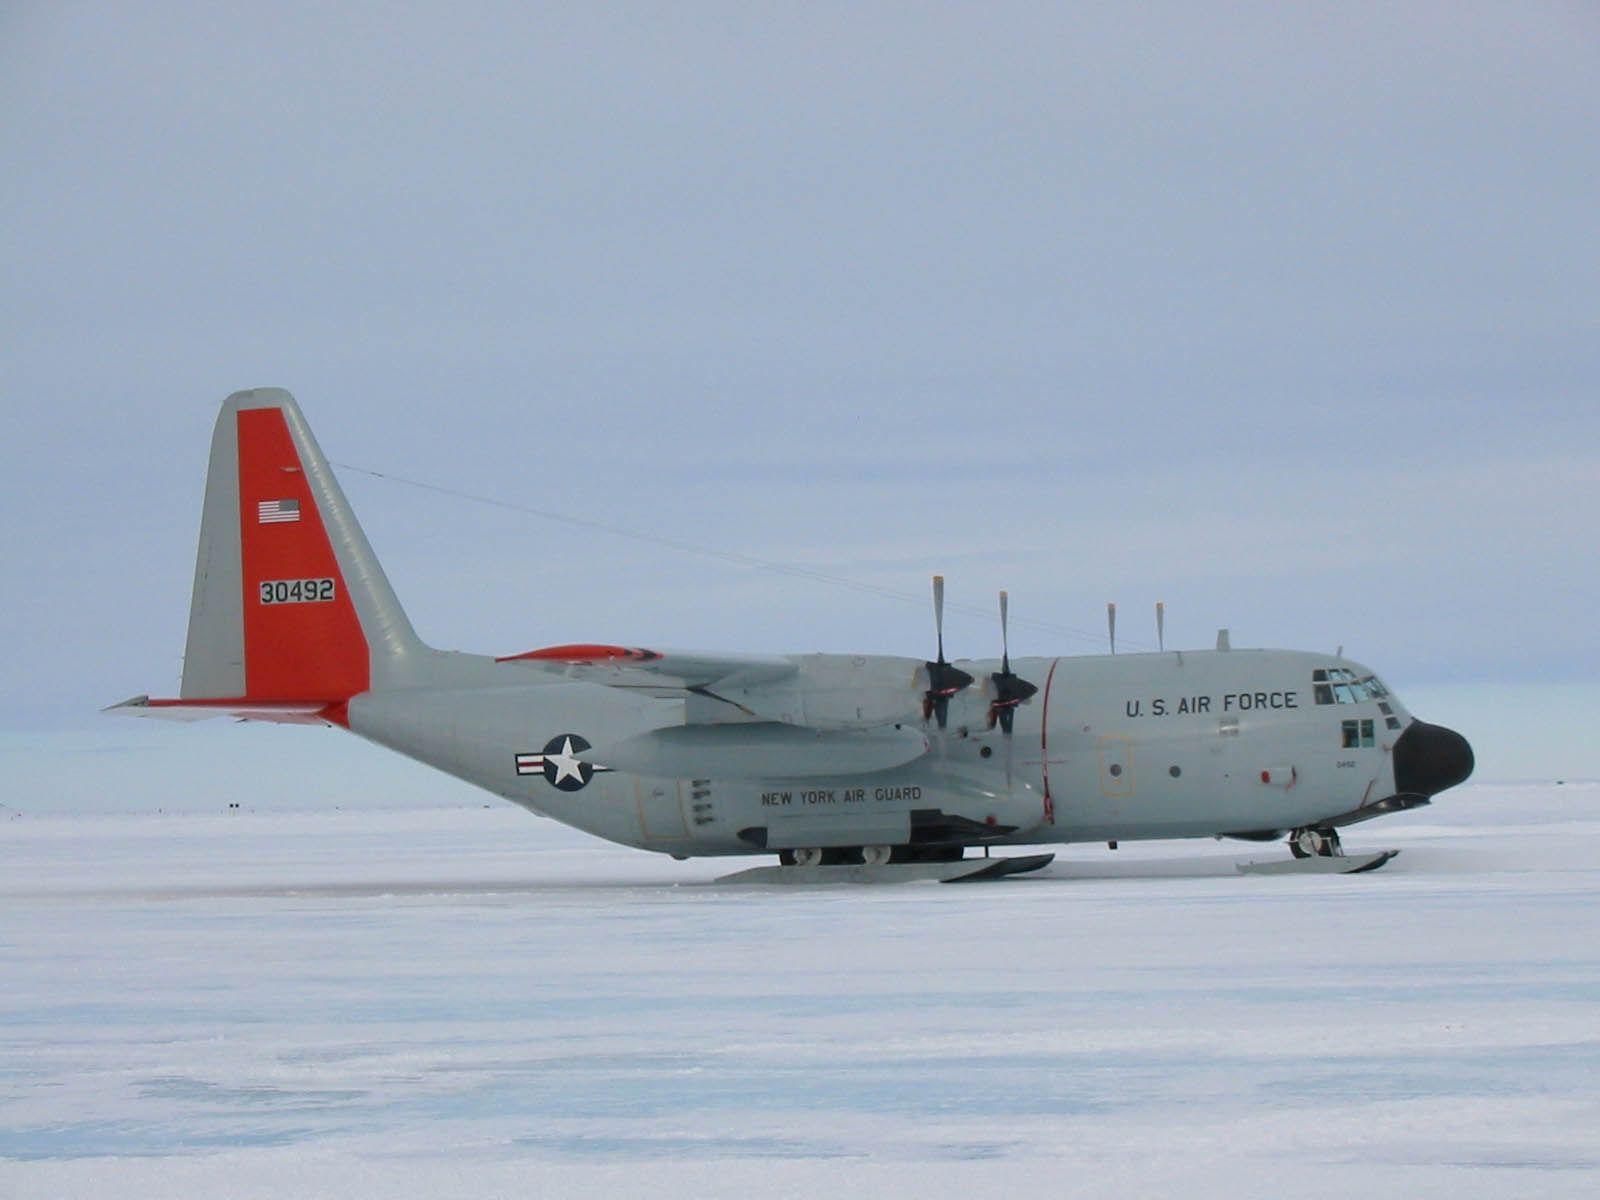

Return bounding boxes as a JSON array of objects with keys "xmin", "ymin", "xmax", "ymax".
[{"xmin": 496, "ymin": 644, "xmax": 663, "ymax": 665}]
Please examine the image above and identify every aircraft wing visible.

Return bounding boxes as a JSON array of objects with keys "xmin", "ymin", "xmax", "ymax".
[
  {"xmin": 495, "ymin": 644, "xmax": 799, "ymax": 695},
  {"xmin": 496, "ymin": 644, "xmax": 924, "ymax": 730}
]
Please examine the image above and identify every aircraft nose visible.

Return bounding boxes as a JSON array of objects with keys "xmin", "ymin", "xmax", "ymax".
[{"xmin": 1393, "ymin": 720, "xmax": 1474, "ymax": 797}]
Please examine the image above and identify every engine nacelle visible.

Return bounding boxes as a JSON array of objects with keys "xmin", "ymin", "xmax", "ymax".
[{"xmin": 723, "ymin": 654, "xmax": 924, "ymax": 730}]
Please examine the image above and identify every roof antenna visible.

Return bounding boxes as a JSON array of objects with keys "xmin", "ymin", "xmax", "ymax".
[
  {"xmin": 1107, "ymin": 602, "xmax": 1117, "ymax": 654},
  {"xmin": 1216, "ymin": 628, "xmax": 1231, "ymax": 651},
  {"xmin": 1156, "ymin": 601, "xmax": 1165, "ymax": 653}
]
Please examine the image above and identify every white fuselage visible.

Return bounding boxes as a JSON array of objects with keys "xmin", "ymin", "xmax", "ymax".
[
  {"xmin": 123, "ymin": 389, "xmax": 1471, "ymax": 867},
  {"xmin": 348, "ymin": 646, "xmax": 1411, "ymax": 857}
]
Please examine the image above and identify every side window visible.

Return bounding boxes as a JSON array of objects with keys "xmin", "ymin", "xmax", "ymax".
[
  {"xmin": 1314, "ymin": 683, "xmax": 1334, "ymax": 705},
  {"xmin": 1360, "ymin": 718, "xmax": 1375, "ymax": 748},
  {"xmin": 1341, "ymin": 719, "xmax": 1360, "ymax": 749}
]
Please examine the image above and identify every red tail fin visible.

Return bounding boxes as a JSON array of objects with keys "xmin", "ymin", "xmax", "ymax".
[
  {"xmin": 236, "ymin": 406, "xmax": 370, "ymax": 700},
  {"xmin": 109, "ymin": 389, "xmax": 423, "ymax": 724}
]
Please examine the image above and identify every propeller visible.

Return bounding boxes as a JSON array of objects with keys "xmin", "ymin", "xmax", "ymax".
[
  {"xmin": 921, "ymin": 575, "xmax": 973, "ymax": 730},
  {"xmin": 987, "ymin": 590, "xmax": 1039, "ymax": 736}
]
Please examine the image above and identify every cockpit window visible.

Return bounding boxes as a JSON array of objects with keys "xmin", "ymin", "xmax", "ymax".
[
  {"xmin": 1313, "ymin": 668, "xmax": 1388, "ymax": 705},
  {"xmin": 1340, "ymin": 718, "xmax": 1376, "ymax": 748}
]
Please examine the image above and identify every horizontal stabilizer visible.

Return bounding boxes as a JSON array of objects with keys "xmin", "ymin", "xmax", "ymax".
[{"xmin": 104, "ymin": 695, "xmax": 341, "ymax": 725}]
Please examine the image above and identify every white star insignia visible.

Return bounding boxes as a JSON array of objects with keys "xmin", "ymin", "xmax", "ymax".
[{"xmin": 546, "ymin": 736, "xmax": 587, "ymax": 786}]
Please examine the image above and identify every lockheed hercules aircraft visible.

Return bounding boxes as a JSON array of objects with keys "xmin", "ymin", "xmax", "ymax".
[{"xmin": 111, "ymin": 390, "xmax": 1474, "ymax": 881}]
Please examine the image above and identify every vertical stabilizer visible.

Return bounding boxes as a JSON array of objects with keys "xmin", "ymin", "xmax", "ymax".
[{"xmin": 180, "ymin": 388, "xmax": 423, "ymax": 701}]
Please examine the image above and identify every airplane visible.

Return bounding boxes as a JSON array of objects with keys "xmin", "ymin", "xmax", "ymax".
[{"xmin": 109, "ymin": 389, "xmax": 1474, "ymax": 881}]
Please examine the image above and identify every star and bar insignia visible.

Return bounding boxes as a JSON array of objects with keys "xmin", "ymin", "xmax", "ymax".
[{"xmin": 516, "ymin": 734, "xmax": 612, "ymax": 791}]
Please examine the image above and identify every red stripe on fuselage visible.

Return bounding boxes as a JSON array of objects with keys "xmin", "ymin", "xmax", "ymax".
[{"xmin": 1040, "ymin": 657, "xmax": 1060, "ymax": 824}]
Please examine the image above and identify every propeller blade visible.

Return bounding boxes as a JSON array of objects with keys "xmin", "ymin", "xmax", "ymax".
[
  {"xmin": 987, "ymin": 588, "xmax": 1038, "ymax": 738},
  {"xmin": 922, "ymin": 574, "xmax": 972, "ymax": 729},
  {"xmin": 999, "ymin": 589, "xmax": 1011, "ymax": 673}
]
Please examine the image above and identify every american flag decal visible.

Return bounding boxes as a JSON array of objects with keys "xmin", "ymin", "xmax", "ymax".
[{"xmin": 258, "ymin": 498, "xmax": 301, "ymax": 524}]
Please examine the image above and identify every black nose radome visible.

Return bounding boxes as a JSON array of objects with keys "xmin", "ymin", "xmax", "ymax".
[{"xmin": 1393, "ymin": 720, "xmax": 1474, "ymax": 797}]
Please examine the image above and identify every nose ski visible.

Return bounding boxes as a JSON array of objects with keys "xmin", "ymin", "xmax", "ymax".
[{"xmin": 1237, "ymin": 849, "xmax": 1399, "ymax": 875}]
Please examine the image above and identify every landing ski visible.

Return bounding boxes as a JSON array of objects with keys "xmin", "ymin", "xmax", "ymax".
[
  {"xmin": 714, "ymin": 853, "xmax": 1054, "ymax": 886},
  {"xmin": 1236, "ymin": 849, "xmax": 1399, "ymax": 876}
]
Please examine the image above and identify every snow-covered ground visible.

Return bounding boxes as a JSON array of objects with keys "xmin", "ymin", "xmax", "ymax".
[{"xmin": 3, "ymin": 782, "xmax": 1597, "ymax": 1199}]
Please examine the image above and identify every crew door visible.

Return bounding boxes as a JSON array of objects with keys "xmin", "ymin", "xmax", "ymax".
[
  {"xmin": 1097, "ymin": 734, "xmax": 1134, "ymax": 797},
  {"xmin": 636, "ymin": 780, "xmax": 688, "ymax": 841}
]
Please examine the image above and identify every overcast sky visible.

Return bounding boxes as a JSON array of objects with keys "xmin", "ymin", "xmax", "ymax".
[{"xmin": 3, "ymin": 2, "xmax": 1597, "ymax": 801}]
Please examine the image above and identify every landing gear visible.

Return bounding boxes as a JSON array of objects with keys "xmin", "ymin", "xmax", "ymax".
[
  {"xmin": 1242, "ymin": 825, "xmax": 1397, "ymax": 874},
  {"xmin": 896, "ymin": 844, "xmax": 964, "ymax": 863},
  {"xmin": 777, "ymin": 844, "xmax": 959, "ymax": 868},
  {"xmin": 1289, "ymin": 827, "xmax": 1342, "ymax": 859},
  {"xmin": 779, "ymin": 847, "xmax": 866, "ymax": 867}
]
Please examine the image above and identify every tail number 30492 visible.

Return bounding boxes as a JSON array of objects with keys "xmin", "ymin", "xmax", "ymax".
[{"xmin": 259, "ymin": 578, "xmax": 336, "ymax": 605}]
